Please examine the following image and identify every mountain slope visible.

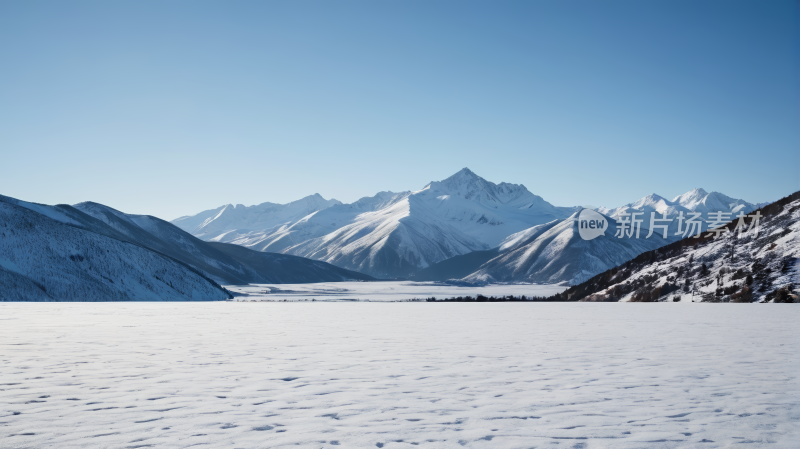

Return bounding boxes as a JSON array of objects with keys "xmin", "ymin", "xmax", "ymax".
[
  {"xmin": 553, "ymin": 191, "xmax": 799, "ymax": 303},
  {"xmin": 0, "ymin": 199, "xmax": 230, "ymax": 301},
  {"xmin": 409, "ymin": 249, "xmax": 500, "ymax": 282},
  {"xmin": 224, "ymin": 191, "xmax": 408, "ymax": 253},
  {"xmin": 171, "ymin": 168, "xmax": 576, "ymax": 279},
  {"xmin": 281, "ymin": 169, "xmax": 577, "ymax": 278},
  {"xmin": 282, "ymin": 194, "xmax": 489, "ymax": 278},
  {"xmin": 460, "ymin": 189, "xmax": 760, "ymax": 285},
  {"xmin": 410, "ymin": 220, "xmax": 561, "ymax": 281},
  {"xmin": 72, "ymin": 201, "xmax": 373, "ymax": 284},
  {"xmin": 463, "ymin": 210, "xmax": 658, "ymax": 284},
  {"xmin": 417, "ymin": 168, "xmax": 576, "ymax": 246},
  {"xmin": 206, "ymin": 242, "xmax": 373, "ymax": 283}
]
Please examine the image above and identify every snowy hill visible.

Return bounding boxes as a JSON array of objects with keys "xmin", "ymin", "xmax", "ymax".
[
  {"xmin": 553, "ymin": 191, "xmax": 799, "ymax": 303},
  {"xmin": 0, "ymin": 194, "xmax": 372, "ymax": 301},
  {"xmin": 0, "ymin": 197, "xmax": 229, "ymax": 301},
  {"xmin": 460, "ymin": 189, "xmax": 761, "ymax": 285},
  {"xmin": 72, "ymin": 201, "xmax": 374, "ymax": 284},
  {"xmin": 173, "ymin": 168, "xmax": 577, "ymax": 279}
]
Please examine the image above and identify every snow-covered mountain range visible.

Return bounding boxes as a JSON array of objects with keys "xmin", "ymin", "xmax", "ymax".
[
  {"xmin": 462, "ymin": 188, "xmax": 761, "ymax": 285},
  {"xmin": 2, "ymin": 166, "xmax": 776, "ymax": 301},
  {"xmin": 173, "ymin": 169, "xmax": 578, "ymax": 278},
  {"xmin": 0, "ymin": 194, "xmax": 373, "ymax": 301},
  {"xmin": 555, "ymin": 191, "xmax": 799, "ymax": 303},
  {"xmin": 174, "ymin": 169, "xmax": 762, "ymax": 283},
  {"xmin": 597, "ymin": 188, "xmax": 756, "ymax": 218}
]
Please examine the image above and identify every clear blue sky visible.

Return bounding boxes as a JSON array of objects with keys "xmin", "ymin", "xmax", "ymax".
[{"xmin": 1, "ymin": 0, "xmax": 798, "ymax": 220}]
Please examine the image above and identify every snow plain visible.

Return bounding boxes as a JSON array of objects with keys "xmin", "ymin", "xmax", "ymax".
[
  {"xmin": 225, "ymin": 281, "xmax": 567, "ymax": 302},
  {"xmin": 2, "ymin": 303, "xmax": 798, "ymax": 448}
]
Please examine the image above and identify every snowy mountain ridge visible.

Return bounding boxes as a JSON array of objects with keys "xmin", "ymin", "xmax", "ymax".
[
  {"xmin": 172, "ymin": 193, "xmax": 343, "ymax": 240},
  {"xmin": 459, "ymin": 188, "xmax": 761, "ymax": 285},
  {"xmin": 596, "ymin": 188, "xmax": 756, "ymax": 218},
  {"xmin": 171, "ymin": 170, "xmax": 763, "ymax": 281},
  {"xmin": 173, "ymin": 168, "xmax": 577, "ymax": 278},
  {"xmin": 217, "ymin": 191, "xmax": 409, "ymax": 253}
]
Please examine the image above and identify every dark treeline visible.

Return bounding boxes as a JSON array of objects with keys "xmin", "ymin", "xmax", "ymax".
[{"xmin": 420, "ymin": 294, "xmax": 559, "ymax": 302}]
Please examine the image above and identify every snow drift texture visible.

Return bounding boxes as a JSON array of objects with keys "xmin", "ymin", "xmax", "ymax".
[{"xmin": 3, "ymin": 303, "xmax": 798, "ymax": 447}]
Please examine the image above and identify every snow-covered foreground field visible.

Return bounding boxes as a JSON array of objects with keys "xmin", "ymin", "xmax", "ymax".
[
  {"xmin": 226, "ymin": 281, "xmax": 567, "ymax": 301},
  {"xmin": 1, "ymin": 303, "xmax": 798, "ymax": 448}
]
